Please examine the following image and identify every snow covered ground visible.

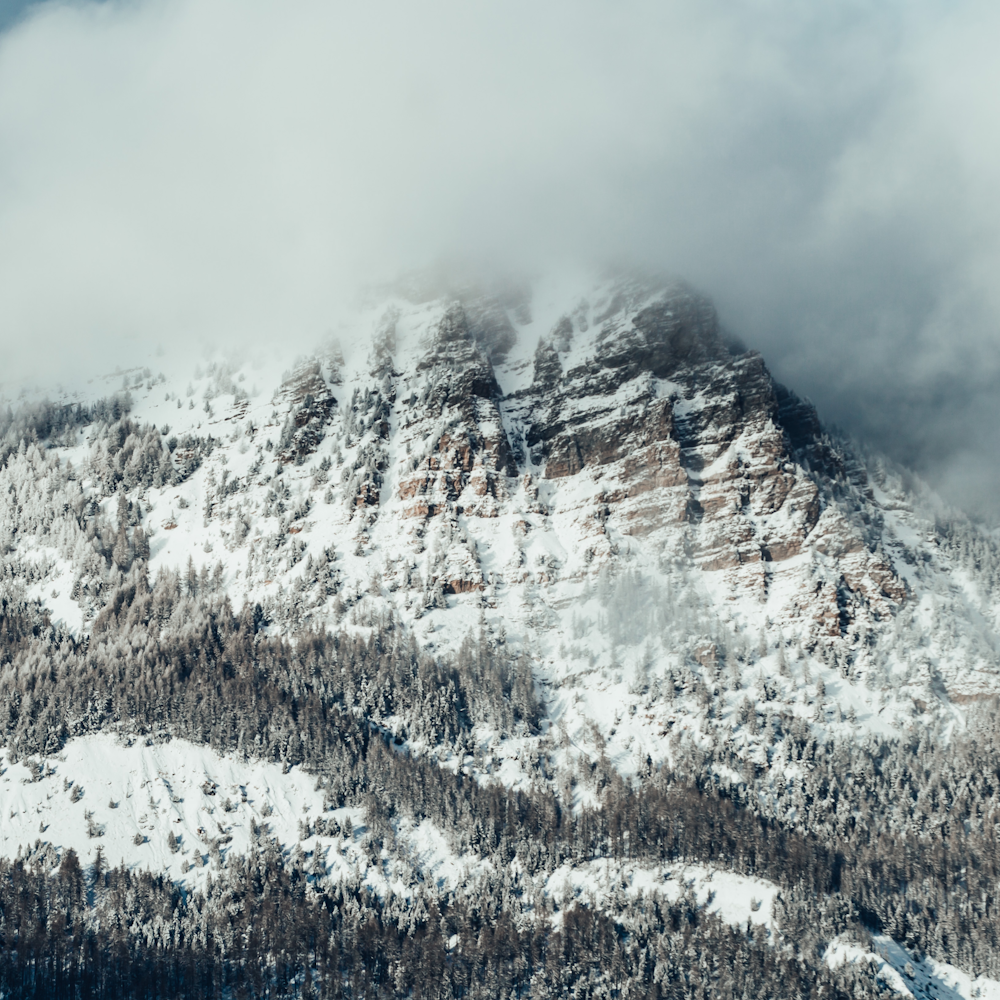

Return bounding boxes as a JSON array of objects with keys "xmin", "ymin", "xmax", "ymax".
[
  {"xmin": 827, "ymin": 934, "xmax": 1000, "ymax": 1000},
  {"xmin": 1, "ymin": 732, "xmax": 330, "ymax": 884},
  {"xmin": 0, "ymin": 732, "xmax": 507, "ymax": 903},
  {"xmin": 4, "ymin": 734, "xmax": 991, "ymax": 995},
  {"xmin": 0, "ymin": 732, "xmax": 780, "ymax": 939},
  {"xmin": 543, "ymin": 857, "xmax": 778, "ymax": 932}
]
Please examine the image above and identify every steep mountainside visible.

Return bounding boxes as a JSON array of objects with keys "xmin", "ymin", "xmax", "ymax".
[
  {"xmin": 4, "ymin": 271, "xmax": 1000, "ymax": 997},
  {"xmin": 5, "ymin": 273, "xmax": 1000, "ymax": 762}
]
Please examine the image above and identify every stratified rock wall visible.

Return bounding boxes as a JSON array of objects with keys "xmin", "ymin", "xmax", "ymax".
[
  {"xmin": 458, "ymin": 280, "xmax": 911, "ymax": 647},
  {"xmin": 59, "ymin": 269, "xmax": 997, "ymax": 722}
]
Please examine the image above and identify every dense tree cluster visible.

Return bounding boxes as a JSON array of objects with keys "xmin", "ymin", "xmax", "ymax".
[
  {"xmin": 0, "ymin": 844, "xmax": 888, "ymax": 999},
  {"xmin": 0, "ymin": 395, "xmax": 131, "ymax": 467}
]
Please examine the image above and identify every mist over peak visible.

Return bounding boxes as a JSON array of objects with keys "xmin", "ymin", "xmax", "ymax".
[{"xmin": 0, "ymin": 0, "xmax": 998, "ymax": 514}]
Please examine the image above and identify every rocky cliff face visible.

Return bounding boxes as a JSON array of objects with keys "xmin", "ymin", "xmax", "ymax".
[
  {"xmin": 8, "ymin": 271, "xmax": 1000, "ymax": 774},
  {"xmin": 365, "ymin": 276, "xmax": 911, "ymax": 652}
]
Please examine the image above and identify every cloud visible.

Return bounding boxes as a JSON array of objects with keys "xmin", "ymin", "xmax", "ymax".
[{"xmin": 0, "ymin": 0, "xmax": 998, "ymax": 512}]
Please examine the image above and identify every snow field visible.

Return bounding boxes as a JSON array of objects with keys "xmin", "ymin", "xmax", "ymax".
[
  {"xmin": 1, "ymin": 733, "xmax": 326, "ymax": 882},
  {"xmin": 0, "ymin": 732, "xmax": 780, "ymax": 944},
  {"xmin": 3, "ymin": 737, "xmax": 995, "ymax": 999},
  {"xmin": 0, "ymin": 732, "xmax": 500, "ymax": 902},
  {"xmin": 543, "ymin": 858, "xmax": 777, "ymax": 932},
  {"xmin": 826, "ymin": 933, "xmax": 1000, "ymax": 1000}
]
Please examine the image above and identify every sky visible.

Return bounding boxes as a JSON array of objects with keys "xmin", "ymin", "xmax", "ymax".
[{"xmin": 0, "ymin": 0, "xmax": 998, "ymax": 515}]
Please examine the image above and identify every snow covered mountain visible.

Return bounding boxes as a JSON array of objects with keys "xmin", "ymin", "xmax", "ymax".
[
  {"xmin": 10, "ymin": 271, "xmax": 1000, "ymax": 745},
  {"xmin": 4, "ymin": 270, "xmax": 1000, "ymax": 997}
]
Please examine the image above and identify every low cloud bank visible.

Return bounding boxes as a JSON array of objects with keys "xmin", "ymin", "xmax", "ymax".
[{"xmin": 0, "ymin": 0, "xmax": 998, "ymax": 512}]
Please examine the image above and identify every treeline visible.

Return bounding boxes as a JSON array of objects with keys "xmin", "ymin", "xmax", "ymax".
[
  {"xmin": 696, "ymin": 710, "xmax": 1000, "ymax": 975},
  {"xmin": 0, "ymin": 845, "xmax": 890, "ymax": 1000},
  {"xmin": 0, "ymin": 560, "xmax": 539, "ymax": 775},
  {"xmin": 0, "ymin": 394, "xmax": 133, "ymax": 466}
]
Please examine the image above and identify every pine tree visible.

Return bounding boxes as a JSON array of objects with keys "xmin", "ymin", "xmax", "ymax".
[
  {"xmin": 113, "ymin": 524, "xmax": 130, "ymax": 569},
  {"xmin": 133, "ymin": 525, "xmax": 149, "ymax": 562}
]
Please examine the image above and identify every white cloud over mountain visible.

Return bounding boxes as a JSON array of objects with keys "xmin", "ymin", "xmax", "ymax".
[{"xmin": 1, "ymin": 0, "xmax": 999, "ymax": 509}]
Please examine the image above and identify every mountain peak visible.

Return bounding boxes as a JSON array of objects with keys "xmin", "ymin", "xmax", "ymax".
[{"xmin": 4, "ymin": 270, "xmax": 1000, "ymax": 752}]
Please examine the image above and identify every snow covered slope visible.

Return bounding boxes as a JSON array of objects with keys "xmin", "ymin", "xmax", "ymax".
[
  {"xmin": 5, "ymin": 270, "xmax": 999, "ymax": 775},
  {"xmin": 2, "ymin": 733, "xmax": 328, "ymax": 883},
  {"xmin": 0, "ymin": 732, "xmax": 489, "ymax": 899},
  {"xmin": 2, "ymin": 731, "xmax": 784, "ymax": 944}
]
